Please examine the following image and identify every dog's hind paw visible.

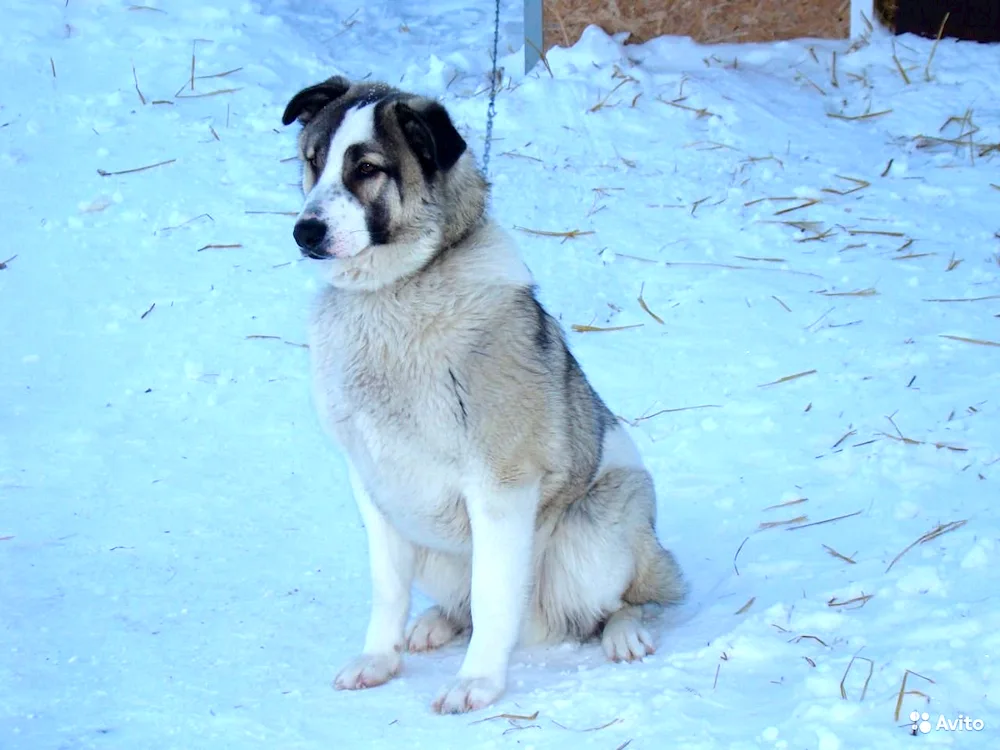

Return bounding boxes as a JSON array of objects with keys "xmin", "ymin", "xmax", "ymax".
[
  {"xmin": 406, "ymin": 606, "xmax": 462, "ymax": 652},
  {"xmin": 601, "ymin": 608, "xmax": 656, "ymax": 663},
  {"xmin": 333, "ymin": 652, "xmax": 401, "ymax": 690}
]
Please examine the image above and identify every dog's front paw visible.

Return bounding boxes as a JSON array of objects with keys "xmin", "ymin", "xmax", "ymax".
[
  {"xmin": 431, "ymin": 675, "xmax": 505, "ymax": 714},
  {"xmin": 407, "ymin": 607, "xmax": 462, "ymax": 653},
  {"xmin": 333, "ymin": 652, "xmax": 402, "ymax": 691}
]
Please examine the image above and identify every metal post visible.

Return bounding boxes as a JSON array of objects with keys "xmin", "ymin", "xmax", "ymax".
[{"xmin": 524, "ymin": 0, "xmax": 543, "ymax": 74}]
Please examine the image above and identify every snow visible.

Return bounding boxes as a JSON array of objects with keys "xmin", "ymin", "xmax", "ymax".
[{"xmin": 1, "ymin": 0, "xmax": 998, "ymax": 748}]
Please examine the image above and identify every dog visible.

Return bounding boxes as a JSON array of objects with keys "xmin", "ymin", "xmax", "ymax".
[{"xmin": 281, "ymin": 76, "xmax": 685, "ymax": 714}]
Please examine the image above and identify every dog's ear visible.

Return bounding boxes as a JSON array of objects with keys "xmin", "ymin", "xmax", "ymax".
[
  {"xmin": 282, "ymin": 76, "xmax": 351, "ymax": 126},
  {"xmin": 395, "ymin": 100, "xmax": 467, "ymax": 176}
]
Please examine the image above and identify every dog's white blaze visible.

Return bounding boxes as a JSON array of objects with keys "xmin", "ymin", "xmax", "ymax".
[{"xmin": 302, "ymin": 103, "xmax": 377, "ymax": 259}]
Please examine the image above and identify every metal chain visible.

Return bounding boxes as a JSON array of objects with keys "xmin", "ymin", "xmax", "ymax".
[{"xmin": 482, "ymin": 0, "xmax": 501, "ymax": 176}]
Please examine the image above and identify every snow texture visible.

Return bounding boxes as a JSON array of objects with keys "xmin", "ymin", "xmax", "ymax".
[{"xmin": 1, "ymin": 0, "xmax": 998, "ymax": 748}]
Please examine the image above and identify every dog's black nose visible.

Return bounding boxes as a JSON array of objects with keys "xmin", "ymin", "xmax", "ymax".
[{"xmin": 293, "ymin": 218, "xmax": 328, "ymax": 256}]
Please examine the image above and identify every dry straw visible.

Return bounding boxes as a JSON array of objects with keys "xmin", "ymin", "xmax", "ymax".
[
  {"xmin": 787, "ymin": 510, "xmax": 862, "ymax": 531},
  {"xmin": 893, "ymin": 669, "xmax": 935, "ymax": 722},
  {"xmin": 571, "ymin": 323, "xmax": 642, "ymax": 333},
  {"xmin": 924, "ymin": 12, "xmax": 951, "ymax": 81},
  {"xmin": 471, "ymin": 710, "xmax": 539, "ymax": 725},
  {"xmin": 98, "ymin": 159, "xmax": 176, "ymax": 177},
  {"xmin": 840, "ymin": 654, "xmax": 874, "ymax": 701},
  {"xmin": 632, "ymin": 404, "xmax": 721, "ymax": 424},
  {"xmin": 790, "ymin": 634, "xmax": 829, "ymax": 647},
  {"xmin": 831, "ymin": 429, "xmax": 856, "ymax": 449},
  {"xmin": 759, "ymin": 516, "xmax": 808, "ymax": 530},
  {"xmin": 939, "ymin": 334, "xmax": 1000, "ymax": 347},
  {"xmin": 589, "ymin": 79, "xmax": 634, "ymax": 112},
  {"xmin": 637, "ymin": 282, "xmax": 664, "ymax": 324},
  {"xmin": 161, "ymin": 213, "xmax": 212, "ymax": 232},
  {"xmin": 821, "ymin": 175, "xmax": 870, "ymax": 196},
  {"xmin": 132, "ymin": 62, "xmax": 146, "ymax": 105},
  {"xmin": 828, "ymin": 593, "xmax": 873, "ymax": 609},
  {"xmin": 734, "ymin": 255, "xmax": 785, "ymax": 263},
  {"xmin": 733, "ymin": 536, "xmax": 749, "ymax": 575},
  {"xmin": 196, "ymin": 243, "xmax": 242, "ymax": 252},
  {"xmin": 549, "ymin": 716, "xmax": 623, "ymax": 731},
  {"xmin": 819, "ymin": 288, "xmax": 878, "ymax": 297},
  {"xmin": 885, "ymin": 520, "xmax": 967, "ymax": 572},
  {"xmin": 891, "ymin": 40, "xmax": 911, "ymax": 84},
  {"xmin": 823, "ymin": 544, "xmax": 855, "ymax": 564},
  {"xmin": 924, "ymin": 295, "xmax": 1000, "ymax": 303},
  {"xmin": 763, "ymin": 498, "xmax": 807, "ymax": 511},
  {"xmin": 758, "ymin": 369, "xmax": 817, "ymax": 387},
  {"xmin": 828, "ymin": 109, "xmax": 893, "ymax": 121},
  {"xmin": 514, "ymin": 226, "xmax": 594, "ymax": 243}
]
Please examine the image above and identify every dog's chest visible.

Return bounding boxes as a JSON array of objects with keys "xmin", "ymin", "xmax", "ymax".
[
  {"xmin": 310, "ymin": 289, "xmax": 473, "ymax": 549},
  {"xmin": 310, "ymin": 298, "xmax": 466, "ymax": 444}
]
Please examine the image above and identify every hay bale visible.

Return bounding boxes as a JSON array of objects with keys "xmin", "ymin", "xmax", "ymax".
[{"xmin": 543, "ymin": 0, "xmax": 851, "ymax": 51}]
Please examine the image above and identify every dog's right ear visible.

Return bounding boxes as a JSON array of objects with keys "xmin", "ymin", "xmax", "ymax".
[{"xmin": 282, "ymin": 76, "xmax": 351, "ymax": 126}]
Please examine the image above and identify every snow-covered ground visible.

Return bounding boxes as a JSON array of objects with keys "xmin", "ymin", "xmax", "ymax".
[{"xmin": 2, "ymin": 1, "xmax": 998, "ymax": 747}]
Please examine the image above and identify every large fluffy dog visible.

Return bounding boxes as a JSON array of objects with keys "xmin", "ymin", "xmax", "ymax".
[{"xmin": 282, "ymin": 76, "xmax": 685, "ymax": 714}]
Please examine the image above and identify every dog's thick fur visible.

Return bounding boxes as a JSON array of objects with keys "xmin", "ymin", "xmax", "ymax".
[{"xmin": 283, "ymin": 76, "xmax": 685, "ymax": 714}]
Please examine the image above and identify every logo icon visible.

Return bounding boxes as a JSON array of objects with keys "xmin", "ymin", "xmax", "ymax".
[{"xmin": 910, "ymin": 711, "xmax": 932, "ymax": 734}]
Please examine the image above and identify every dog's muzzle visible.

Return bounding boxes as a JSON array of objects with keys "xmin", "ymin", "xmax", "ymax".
[{"xmin": 293, "ymin": 218, "xmax": 329, "ymax": 259}]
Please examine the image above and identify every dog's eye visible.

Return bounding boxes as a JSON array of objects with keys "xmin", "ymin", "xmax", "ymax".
[
  {"xmin": 356, "ymin": 161, "xmax": 378, "ymax": 177},
  {"xmin": 305, "ymin": 154, "xmax": 319, "ymax": 170}
]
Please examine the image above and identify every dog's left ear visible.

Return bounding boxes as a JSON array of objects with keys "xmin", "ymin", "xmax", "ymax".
[
  {"xmin": 282, "ymin": 76, "xmax": 351, "ymax": 126},
  {"xmin": 396, "ymin": 101, "xmax": 467, "ymax": 176}
]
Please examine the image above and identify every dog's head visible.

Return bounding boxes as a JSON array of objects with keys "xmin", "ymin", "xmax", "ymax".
[{"xmin": 282, "ymin": 76, "xmax": 488, "ymax": 290}]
